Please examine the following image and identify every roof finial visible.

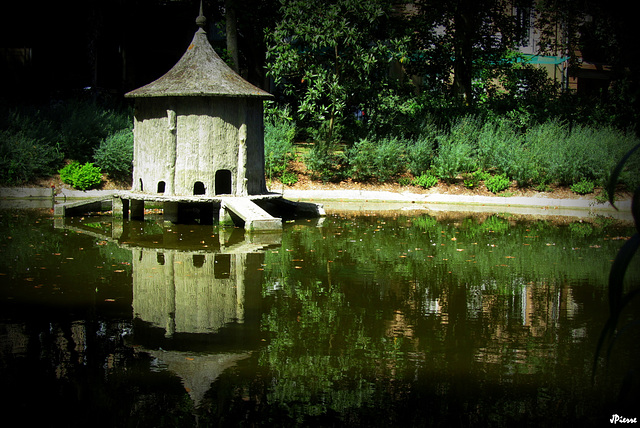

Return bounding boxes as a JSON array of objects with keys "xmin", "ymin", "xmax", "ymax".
[{"xmin": 196, "ymin": 0, "xmax": 206, "ymax": 29}]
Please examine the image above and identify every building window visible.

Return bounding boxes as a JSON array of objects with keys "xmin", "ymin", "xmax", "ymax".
[
  {"xmin": 157, "ymin": 181, "xmax": 166, "ymax": 193},
  {"xmin": 215, "ymin": 170, "xmax": 232, "ymax": 195},
  {"xmin": 194, "ymin": 181, "xmax": 206, "ymax": 195},
  {"xmin": 139, "ymin": 178, "xmax": 144, "ymax": 192}
]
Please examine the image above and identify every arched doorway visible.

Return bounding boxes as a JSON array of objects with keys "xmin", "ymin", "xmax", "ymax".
[
  {"xmin": 157, "ymin": 181, "xmax": 166, "ymax": 193},
  {"xmin": 193, "ymin": 181, "xmax": 206, "ymax": 195},
  {"xmin": 215, "ymin": 170, "xmax": 232, "ymax": 195}
]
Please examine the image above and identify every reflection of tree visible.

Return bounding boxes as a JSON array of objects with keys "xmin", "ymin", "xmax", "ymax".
[
  {"xmin": 202, "ymin": 213, "xmax": 640, "ymax": 425},
  {"xmin": 259, "ymin": 280, "xmax": 417, "ymax": 423}
]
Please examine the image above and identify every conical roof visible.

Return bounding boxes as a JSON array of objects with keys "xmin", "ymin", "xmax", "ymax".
[{"xmin": 125, "ymin": 25, "xmax": 271, "ymax": 99}]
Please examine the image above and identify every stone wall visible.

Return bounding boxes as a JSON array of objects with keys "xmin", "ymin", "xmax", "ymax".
[{"xmin": 132, "ymin": 96, "xmax": 266, "ymax": 197}]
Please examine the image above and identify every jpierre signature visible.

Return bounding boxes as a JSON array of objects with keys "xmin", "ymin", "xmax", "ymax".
[{"xmin": 611, "ymin": 415, "xmax": 637, "ymax": 424}]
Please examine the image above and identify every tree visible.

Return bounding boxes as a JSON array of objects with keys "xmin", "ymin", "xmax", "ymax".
[
  {"xmin": 265, "ymin": 0, "xmax": 406, "ymax": 143},
  {"xmin": 224, "ymin": 0, "xmax": 240, "ymax": 73},
  {"xmin": 413, "ymin": 0, "xmax": 527, "ymax": 106}
]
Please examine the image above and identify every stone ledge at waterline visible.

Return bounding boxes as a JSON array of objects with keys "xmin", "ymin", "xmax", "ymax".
[{"xmin": 0, "ymin": 187, "xmax": 633, "ymax": 220}]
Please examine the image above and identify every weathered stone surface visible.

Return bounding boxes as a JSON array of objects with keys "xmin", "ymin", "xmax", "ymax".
[{"xmin": 129, "ymin": 97, "xmax": 267, "ymax": 197}]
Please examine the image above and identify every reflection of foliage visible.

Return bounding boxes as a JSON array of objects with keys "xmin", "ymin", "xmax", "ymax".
[
  {"xmin": 206, "ymin": 212, "xmax": 640, "ymax": 425},
  {"xmin": 260, "ymin": 281, "xmax": 378, "ymax": 422},
  {"xmin": 568, "ymin": 222, "xmax": 594, "ymax": 238}
]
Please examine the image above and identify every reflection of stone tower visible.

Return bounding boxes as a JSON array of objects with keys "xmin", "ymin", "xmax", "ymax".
[{"xmin": 132, "ymin": 249, "xmax": 264, "ymax": 336}]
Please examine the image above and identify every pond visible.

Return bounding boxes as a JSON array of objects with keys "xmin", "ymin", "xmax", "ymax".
[{"xmin": 0, "ymin": 206, "xmax": 638, "ymax": 427}]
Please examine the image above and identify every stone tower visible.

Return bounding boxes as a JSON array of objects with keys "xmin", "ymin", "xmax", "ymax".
[{"xmin": 124, "ymin": 4, "xmax": 272, "ymax": 198}]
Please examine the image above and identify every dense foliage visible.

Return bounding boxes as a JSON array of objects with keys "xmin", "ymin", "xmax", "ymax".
[
  {"xmin": 1, "ymin": 0, "xmax": 638, "ymax": 194},
  {"xmin": 59, "ymin": 161, "xmax": 103, "ymax": 190},
  {"xmin": 0, "ymin": 98, "xmax": 132, "ymax": 185},
  {"xmin": 93, "ymin": 128, "xmax": 134, "ymax": 182}
]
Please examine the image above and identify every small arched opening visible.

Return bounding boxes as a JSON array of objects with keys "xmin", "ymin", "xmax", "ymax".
[
  {"xmin": 157, "ymin": 181, "xmax": 166, "ymax": 193},
  {"xmin": 193, "ymin": 181, "xmax": 206, "ymax": 195},
  {"xmin": 139, "ymin": 178, "xmax": 144, "ymax": 192},
  {"xmin": 215, "ymin": 170, "xmax": 232, "ymax": 195}
]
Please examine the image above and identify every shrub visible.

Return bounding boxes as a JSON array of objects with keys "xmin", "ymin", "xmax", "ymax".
[
  {"xmin": 348, "ymin": 137, "xmax": 407, "ymax": 182},
  {"xmin": 406, "ymin": 123, "xmax": 438, "ymax": 176},
  {"xmin": 463, "ymin": 169, "xmax": 489, "ymax": 189},
  {"xmin": 524, "ymin": 119, "xmax": 570, "ymax": 185},
  {"xmin": 59, "ymin": 161, "xmax": 103, "ymax": 190},
  {"xmin": 307, "ymin": 140, "xmax": 347, "ymax": 183},
  {"xmin": 0, "ymin": 130, "xmax": 62, "ymax": 184},
  {"xmin": 281, "ymin": 171, "xmax": 299, "ymax": 186},
  {"xmin": 486, "ymin": 174, "xmax": 511, "ymax": 194},
  {"xmin": 48, "ymin": 99, "xmax": 132, "ymax": 163},
  {"xmin": 264, "ymin": 105, "xmax": 296, "ymax": 180},
  {"xmin": 412, "ymin": 173, "xmax": 438, "ymax": 189},
  {"xmin": 433, "ymin": 116, "xmax": 480, "ymax": 181},
  {"xmin": 93, "ymin": 128, "xmax": 133, "ymax": 181},
  {"xmin": 570, "ymin": 180, "xmax": 595, "ymax": 195}
]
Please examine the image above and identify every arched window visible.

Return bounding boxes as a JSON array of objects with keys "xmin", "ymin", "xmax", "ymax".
[
  {"xmin": 215, "ymin": 170, "xmax": 232, "ymax": 195},
  {"xmin": 139, "ymin": 178, "xmax": 144, "ymax": 192},
  {"xmin": 157, "ymin": 181, "xmax": 166, "ymax": 193},
  {"xmin": 193, "ymin": 181, "xmax": 206, "ymax": 195}
]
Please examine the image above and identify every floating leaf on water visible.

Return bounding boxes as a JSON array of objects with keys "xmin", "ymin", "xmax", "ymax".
[
  {"xmin": 114, "ymin": 270, "xmax": 125, "ymax": 273},
  {"xmin": 104, "ymin": 299, "xmax": 115, "ymax": 302}
]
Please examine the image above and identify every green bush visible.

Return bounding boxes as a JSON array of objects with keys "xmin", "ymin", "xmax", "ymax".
[
  {"xmin": 463, "ymin": 169, "xmax": 490, "ymax": 189},
  {"xmin": 406, "ymin": 122, "xmax": 438, "ymax": 176},
  {"xmin": 93, "ymin": 128, "xmax": 133, "ymax": 181},
  {"xmin": 1, "ymin": 98, "xmax": 132, "ymax": 164},
  {"xmin": 59, "ymin": 161, "xmax": 103, "ymax": 190},
  {"xmin": 307, "ymin": 140, "xmax": 347, "ymax": 183},
  {"xmin": 0, "ymin": 130, "xmax": 63, "ymax": 184},
  {"xmin": 47, "ymin": 99, "xmax": 132, "ymax": 163},
  {"xmin": 348, "ymin": 137, "xmax": 407, "ymax": 182},
  {"xmin": 264, "ymin": 105, "xmax": 296, "ymax": 180},
  {"xmin": 485, "ymin": 173, "xmax": 511, "ymax": 194},
  {"xmin": 281, "ymin": 171, "xmax": 299, "ymax": 186},
  {"xmin": 412, "ymin": 173, "xmax": 438, "ymax": 189},
  {"xmin": 570, "ymin": 180, "xmax": 595, "ymax": 195},
  {"xmin": 433, "ymin": 116, "xmax": 480, "ymax": 181}
]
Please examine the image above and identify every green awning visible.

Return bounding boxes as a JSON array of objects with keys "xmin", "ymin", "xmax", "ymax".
[{"xmin": 520, "ymin": 54, "xmax": 569, "ymax": 65}]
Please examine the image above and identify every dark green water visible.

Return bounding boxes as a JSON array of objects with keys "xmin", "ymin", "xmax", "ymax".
[{"xmin": 0, "ymin": 208, "xmax": 638, "ymax": 427}]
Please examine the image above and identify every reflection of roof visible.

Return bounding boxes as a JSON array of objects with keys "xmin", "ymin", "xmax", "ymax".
[{"xmin": 125, "ymin": 28, "xmax": 272, "ymax": 99}]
